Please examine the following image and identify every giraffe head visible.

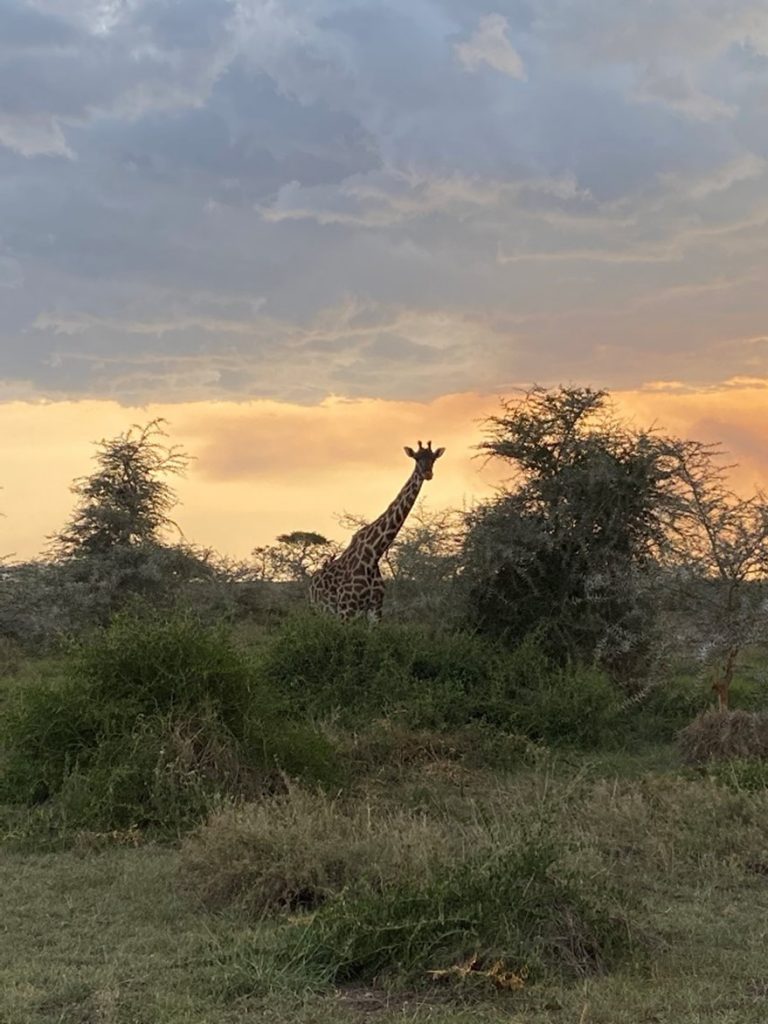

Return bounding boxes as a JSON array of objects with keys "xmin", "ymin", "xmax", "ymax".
[{"xmin": 403, "ymin": 439, "xmax": 445, "ymax": 480}]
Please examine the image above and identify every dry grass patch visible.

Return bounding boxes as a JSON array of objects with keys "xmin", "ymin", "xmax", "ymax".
[
  {"xmin": 179, "ymin": 784, "xmax": 456, "ymax": 916},
  {"xmin": 679, "ymin": 709, "xmax": 768, "ymax": 764},
  {"xmin": 275, "ymin": 832, "xmax": 639, "ymax": 988},
  {"xmin": 181, "ymin": 762, "xmax": 768, "ymax": 934},
  {"xmin": 563, "ymin": 773, "xmax": 768, "ymax": 882},
  {"xmin": 329, "ymin": 720, "xmax": 547, "ymax": 788},
  {"xmin": 7, "ymin": 749, "xmax": 768, "ymax": 1022},
  {"xmin": 180, "ymin": 776, "xmax": 646, "ymax": 990}
]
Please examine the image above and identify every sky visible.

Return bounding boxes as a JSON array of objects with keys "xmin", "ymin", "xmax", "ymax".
[{"xmin": 2, "ymin": 0, "xmax": 768, "ymax": 559}]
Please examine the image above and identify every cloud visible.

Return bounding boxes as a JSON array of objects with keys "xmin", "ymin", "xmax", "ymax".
[
  {"xmin": 0, "ymin": 392, "xmax": 498, "ymax": 560},
  {"xmin": 0, "ymin": 113, "xmax": 74, "ymax": 157},
  {"xmin": 531, "ymin": 1, "xmax": 768, "ymax": 63},
  {"xmin": 662, "ymin": 153, "xmax": 767, "ymax": 199},
  {"xmin": 616, "ymin": 380, "xmax": 768, "ymax": 494},
  {"xmin": 634, "ymin": 68, "xmax": 736, "ymax": 121},
  {"xmin": 0, "ymin": 248, "xmax": 24, "ymax": 288},
  {"xmin": 259, "ymin": 170, "xmax": 505, "ymax": 226},
  {"xmin": 1, "ymin": 0, "xmax": 768, "ymax": 408},
  {"xmin": 22, "ymin": 299, "xmax": 500, "ymax": 404},
  {"xmin": 496, "ymin": 241, "xmax": 680, "ymax": 265},
  {"xmin": 32, "ymin": 306, "xmax": 266, "ymax": 337},
  {"xmin": 183, "ymin": 391, "xmax": 490, "ymax": 483},
  {"xmin": 455, "ymin": 14, "xmax": 526, "ymax": 79},
  {"xmin": 0, "ymin": 0, "xmax": 240, "ymax": 154},
  {"xmin": 258, "ymin": 167, "xmax": 591, "ymax": 227}
]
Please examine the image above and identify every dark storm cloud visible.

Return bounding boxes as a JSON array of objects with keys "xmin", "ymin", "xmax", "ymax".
[{"xmin": 1, "ymin": 0, "xmax": 768, "ymax": 402}]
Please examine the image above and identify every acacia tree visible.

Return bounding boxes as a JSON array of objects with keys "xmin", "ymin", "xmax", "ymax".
[
  {"xmin": 461, "ymin": 386, "xmax": 677, "ymax": 676},
  {"xmin": 53, "ymin": 419, "xmax": 189, "ymax": 557},
  {"xmin": 658, "ymin": 439, "xmax": 768, "ymax": 708},
  {"xmin": 251, "ymin": 531, "xmax": 340, "ymax": 583},
  {"xmin": 48, "ymin": 420, "xmax": 209, "ymax": 620}
]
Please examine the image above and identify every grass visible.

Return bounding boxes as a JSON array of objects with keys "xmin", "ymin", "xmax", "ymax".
[
  {"xmin": 4, "ymin": 619, "xmax": 768, "ymax": 1022},
  {"xmin": 178, "ymin": 784, "xmax": 454, "ymax": 917},
  {"xmin": 0, "ymin": 843, "xmax": 268, "ymax": 1024},
  {"xmin": 679, "ymin": 709, "xmax": 768, "ymax": 764},
  {"xmin": 4, "ymin": 747, "xmax": 768, "ymax": 1023},
  {"xmin": 255, "ymin": 615, "xmax": 620, "ymax": 745}
]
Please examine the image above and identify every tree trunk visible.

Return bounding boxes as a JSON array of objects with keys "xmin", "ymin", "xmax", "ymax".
[{"xmin": 712, "ymin": 648, "xmax": 738, "ymax": 711}]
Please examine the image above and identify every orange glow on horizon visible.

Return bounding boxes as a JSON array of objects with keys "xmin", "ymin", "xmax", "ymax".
[{"xmin": 2, "ymin": 384, "xmax": 768, "ymax": 561}]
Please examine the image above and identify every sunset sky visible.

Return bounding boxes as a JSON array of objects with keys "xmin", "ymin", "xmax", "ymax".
[{"xmin": 2, "ymin": 1, "xmax": 768, "ymax": 560}]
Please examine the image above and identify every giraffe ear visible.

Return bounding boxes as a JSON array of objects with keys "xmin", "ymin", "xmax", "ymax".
[
  {"xmin": 434, "ymin": 447, "xmax": 445, "ymax": 458},
  {"xmin": 404, "ymin": 446, "xmax": 416, "ymax": 458}
]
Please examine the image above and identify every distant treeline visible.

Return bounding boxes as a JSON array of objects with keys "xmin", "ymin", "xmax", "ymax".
[{"xmin": 2, "ymin": 386, "xmax": 767, "ymax": 708}]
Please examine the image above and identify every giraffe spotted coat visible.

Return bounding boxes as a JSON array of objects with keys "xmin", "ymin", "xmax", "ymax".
[{"xmin": 309, "ymin": 441, "xmax": 445, "ymax": 621}]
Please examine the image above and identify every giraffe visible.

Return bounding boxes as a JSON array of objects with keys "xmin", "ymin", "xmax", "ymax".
[{"xmin": 308, "ymin": 440, "xmax": 445, "ymax": 621}]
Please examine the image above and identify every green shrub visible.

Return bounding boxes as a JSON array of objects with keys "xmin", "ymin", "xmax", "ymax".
[
  {"xmin": 618, "ymin": 674, "xmax": 711, "ymax": 744},
  {"xmin": 281, "ymin": 830, "xmax": 636, "ymax": 986},
  {"xmin": 51, "ymin": 712, "xmax": 233, "ymax": 832},
  {"xmin": 243, "ymin": 714, "xmax": 344, "ymax": 792},
  {"xmin": 258, "ymin": 615, "xmax": 618, "ymax": 748},
  {"xmin": 256, "ymin": 614, "xmax": 502, "ymax": 729},
  {"xmin": 0, "ymin": 610, "xmax": 342, "ymax": 834},
  {"xmin": 0, "ymin": 672, "xmax": 102, "ymax": 804},
  {"xmin": 68, "ymin": 609, "xmax": 261, "ymax": 735},
  {"xmin": 499, "ymin": 642, "xmax": 620, "ymax": 747}
]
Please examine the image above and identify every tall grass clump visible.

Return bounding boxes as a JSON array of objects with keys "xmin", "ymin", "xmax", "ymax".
[
  {"xmin": 257, "ymin": 614, "xmax": 619, "ymax": 747},
  {"xmin": 338, "ymin": 719, "xmax": 546, "ymax": 780},
  {"xmin": 0, "ymin": 609, "xmax": 339, "ymax": 834},
  {"xmin": 190, "ymin": 782, "xmax": 642, "ymax": 992},
  {"xmin": 679, "ymin": 709, "xmax": 768, "ymax": 765},
  {"xmin": 279, "ymin": 829, "xmax": 637, "ymax": 987},
  {"xmin": 0, "ymin": 636, "xmax": 22, "ymax": 679},
  {"xmin": 179, "ymin": 786, "xmax": 449, "ymax": 917},
  {"xmin": 705, "ymin": 757, "xmax": 768, "ymax": 793}
]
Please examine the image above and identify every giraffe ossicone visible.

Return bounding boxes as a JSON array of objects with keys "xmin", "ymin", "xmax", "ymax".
[{"xmin": 308, "ymin": 441, "xmax": 445, "ymax": 621}]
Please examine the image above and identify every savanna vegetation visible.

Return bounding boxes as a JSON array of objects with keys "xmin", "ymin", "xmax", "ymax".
[{"xmin": 3, "ymin": 390, "xmax": 768, "ymax": 1023}]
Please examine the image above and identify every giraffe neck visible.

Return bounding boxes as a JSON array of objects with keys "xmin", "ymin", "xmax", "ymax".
[{"xmin": 352, "ymin": 467, "xmax": 424, "ymax": 561}]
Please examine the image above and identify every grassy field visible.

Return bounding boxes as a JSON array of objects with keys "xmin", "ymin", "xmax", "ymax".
[
  {"xmin": 3, "ymin": 745, "xmax": 768, "ymax": 1024},
  {"xmin": 3, "ymin": 616, "xmax": 768, "ymax": 1024}
]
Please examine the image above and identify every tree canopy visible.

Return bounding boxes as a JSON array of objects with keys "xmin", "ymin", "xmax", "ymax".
[
  {"xmin": 462, "ymin": 386, "xmax": 678, "ymax": 672},
  {"xmin": 52, "ymin": 419, "xmax": 189, "ymax": 558}
]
